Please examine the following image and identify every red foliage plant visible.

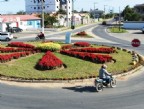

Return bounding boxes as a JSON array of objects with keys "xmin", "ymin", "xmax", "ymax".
[
  {"xmin": 8, "ymin": 42, "xmax": 35, "ymax": 49},
  {"xmin": 69, "ymin": 47, "xmax": 116, "ymax": 54},
  {"xmin": 74, "ymin": 42, "xmax": 90, "ymax": 47},
  {"xmin": 37, "ymin": 51, "xmax": 63, "ymax": 70},
  {"xmin": 76, "ymin": 31, "xmax": 87, "ymax": 36},
  {"xmin": 60, "ymin": 50, "xmax": 112, "ymax": 63}
]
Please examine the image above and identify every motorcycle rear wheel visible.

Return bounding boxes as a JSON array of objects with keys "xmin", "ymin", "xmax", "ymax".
[{"xmin": 95, "ymin": 83, "xmax": 103, "ymax": 92}]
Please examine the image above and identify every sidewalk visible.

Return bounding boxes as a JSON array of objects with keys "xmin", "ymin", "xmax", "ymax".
[{"xmin": 107, "ymin": 29, "xmax": 144, "ymax": 44}]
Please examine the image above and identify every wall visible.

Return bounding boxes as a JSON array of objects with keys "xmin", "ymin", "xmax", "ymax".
[{"xmin": 123, "ymin": 21, "xmax": 144, "ymax": 29}]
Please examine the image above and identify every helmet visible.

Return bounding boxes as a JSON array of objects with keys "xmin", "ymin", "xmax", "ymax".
[{"xmin": 102, "ymin": 64, "xmax": 107, "ymax": 69}]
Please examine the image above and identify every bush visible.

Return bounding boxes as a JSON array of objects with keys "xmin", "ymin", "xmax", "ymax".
[{"xmin": 37, "ymin": 42, "xmax": 61, "ymax": 52}]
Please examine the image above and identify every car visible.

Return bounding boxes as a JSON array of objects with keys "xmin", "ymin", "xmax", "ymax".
[
  {"xmin": 11, "ymin": 27, "xmax": 23, "ymax": 33},
  {"xmin": 0, "ymin": 32, "xmax": 13, "ymax": 41},
  {"xmin": 7, "ymin": 27, "xmax": 23, "ymax": 33},
  {"xmin": 142, "ymin": 27, "xmax": 144, "ymax": 33}
]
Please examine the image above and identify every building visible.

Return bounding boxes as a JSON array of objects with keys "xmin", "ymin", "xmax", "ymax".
[
  {"xmin": 0, "ymin": 15, "xmax": 41, "ymax": 32},
  {"xmin": 134, "ymin": 3, "xmax": 144, "ymax": 15},
  {"xmin": 90, "ymin": 9, "xmax": 104, "ymax": 19},
  {"xmin": 25, "ymin": 0, "xmax": 72, "ymax": 24}
]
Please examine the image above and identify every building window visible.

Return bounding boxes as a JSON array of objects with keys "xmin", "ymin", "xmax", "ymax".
[
  {"xmin": 38, "ymin": 7, "xmax": 40, "ymax": 9},
  {"xmin": 28, "ymin": 21, "xmax": 32, "ymax": 25},
  {"xmin": 34, "ymin": 7, "xmax": 36, "ymax": 9},
  {"xmin": 65, "ymin": 6, "xmax": 66, "ymax": 9},
  {"xmin": 20, "ymin": 22, "xmax": 23, "ymax": 25},
  {"xmin": 37, "ymin": 22, "xmax": 40, "ymax": 25},
  {"xmin": 57, "ymin": 6, "xmax": 59, "ymax": 8}
]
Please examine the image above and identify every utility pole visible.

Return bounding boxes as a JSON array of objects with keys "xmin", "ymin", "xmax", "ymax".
[
  {"xmin": 119, "ymin": 6, "xmax": 121, "ymax": 31},
  {"xmin": 41, "ymin": 0, "xmax": 45, "ymax": 33},
  {"xmin": 66, "ymin": 0, "xmax": 69, "ymax": 27},
  {"xmin": 93, "ymin": 2, "xmax": 97, "ymax": 20},
  {"xmin": 71, "ymin": 0, "xmax": 75, "ymax": 29},
  {"xmin": 104, "ymin": 5, "xmax": 107, "ymax": 21}
]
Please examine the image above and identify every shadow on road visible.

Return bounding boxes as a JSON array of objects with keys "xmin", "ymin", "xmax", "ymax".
[{"xmin": 62, "ymin": 86, "xmax": 96, "ymax": 93}]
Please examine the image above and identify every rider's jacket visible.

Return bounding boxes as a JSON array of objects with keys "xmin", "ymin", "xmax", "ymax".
[{"xmin": 99, "ymin": 68, "xmax": 111, "ymax": 79}]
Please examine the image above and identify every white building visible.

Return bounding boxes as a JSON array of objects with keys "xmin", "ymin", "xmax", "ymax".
[
  {"xmin": 25, "ymin": 0, "xmax": 72, "ymax": 21},
  {"xmin": 0, "ymin": 15, "xmax": 41, "ymax": 32}
]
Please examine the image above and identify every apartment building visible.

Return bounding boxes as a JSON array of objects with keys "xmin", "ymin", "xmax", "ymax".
[{"xmin": 25, "ymin": 0, "xmax": 72, "ymax": 19}]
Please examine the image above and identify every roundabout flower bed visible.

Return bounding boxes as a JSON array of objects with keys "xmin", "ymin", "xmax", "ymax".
[
  {"xmin": 0, "ymin": 41, "xmax": 140, "ymax": 81},
  {"xmin": 72, "ymin": 31, "xmax": 93, "ymax": 38}
]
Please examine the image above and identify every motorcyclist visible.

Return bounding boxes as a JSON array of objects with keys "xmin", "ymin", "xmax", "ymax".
[
  {"xmin": 38, "ymin": 32, "xmax": 45, "ymax": 39},
  {"xmin": 99, "ymin": 64, "xmax": 112, "ymax": 84}
]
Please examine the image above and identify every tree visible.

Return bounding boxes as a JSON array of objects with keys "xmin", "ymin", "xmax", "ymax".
[
  {"xmin": 121, "ymin": 5, "xmax": 141, "ymax": 21},
  {"xmin": 16, "ymin": 10, "xmax": 26, "ymax": 15},
  {"xmin": 56, "ymin": 9, "xmax": 66, "ymax": 14},
  {"xmin": 37, "ymin": 13, "xmax": 58, "ymax": 27}
]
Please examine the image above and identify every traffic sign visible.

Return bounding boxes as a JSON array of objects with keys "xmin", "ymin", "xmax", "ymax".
[{"xmin": 131, "ymin": 39, "xmax": 141, "ymax": 47}]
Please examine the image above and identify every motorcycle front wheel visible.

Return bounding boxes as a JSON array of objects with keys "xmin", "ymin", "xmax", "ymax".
[{"xmin": 110, "ymin": 79, "xmax": 116, "ymax": 88}]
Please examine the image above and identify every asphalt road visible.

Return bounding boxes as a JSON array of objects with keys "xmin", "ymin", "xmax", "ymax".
[{"xmin": 0, "ymin": 23, "xmax": 144, "ymax": 109}]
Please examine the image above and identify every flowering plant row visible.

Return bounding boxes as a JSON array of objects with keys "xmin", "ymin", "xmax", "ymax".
[
  {"xmin": 60, "ymin": 50, "xmax": 113, "ymax": 63},
  {"xmin": 69, "ymin": 47, "xmax": 116, "ymax": 54},
  {"xmin": 37, "ymin": 42, "xmax": 61, "ymax": 52},
  {"xmin": 8, "ymin": 42, "xmax": 35, "ymax": 49},
  {"xmin": 36, "ymin": 51, "xmax": 63, "ymax": 70},
  {"xmin": 0, "ymin": 47, "xmax": 36, "ymax": 53},
  {"xmin": 74, "ymin": 42, "xmax": 90, "ymax": 47},
  {"xmin": 0, "ymin": 51, "xmax": 36, "ymax": 63},
  {"xmin": 76, "ymin": 31, "xmax": 87, "ymax": 36},
  {"xmin": 61, "ymin": 44, "xmax": 73, "ymax": 50}
]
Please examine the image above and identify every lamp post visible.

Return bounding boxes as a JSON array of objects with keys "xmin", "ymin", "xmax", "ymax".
[{"xmin": 41, "ymin": 0, "xmax": 45, "ymax": 33}]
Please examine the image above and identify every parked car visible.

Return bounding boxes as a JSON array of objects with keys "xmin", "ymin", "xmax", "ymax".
[
  {"xmin": 142, "ymin": 27, "xmax": 144, "ymax": 33},
  {"xmin": 0, "ymin": 32, "xmax": 13, "ymax": 41},
  {"xmin": 7, "ymin": 27, "xmax": 23, "ymax": 33}
]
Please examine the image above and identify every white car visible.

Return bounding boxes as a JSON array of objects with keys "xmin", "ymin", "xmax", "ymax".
[{"xmin": 0, "ymin": 32, "xmax": 13, "ymax": 41}]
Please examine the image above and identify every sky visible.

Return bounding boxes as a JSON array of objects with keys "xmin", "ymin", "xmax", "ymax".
[{"xmin": 0, "ymin": 0, "xmax": 144, "ymax": 14}]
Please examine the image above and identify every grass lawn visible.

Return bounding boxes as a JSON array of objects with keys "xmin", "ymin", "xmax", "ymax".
[
  {"xmin": 0, "ymin": 44, "xmax": 133, "ymax": 79},
  {"xmin": 109, "ymin": 26, "xmax": 127, "ymax": 33}
]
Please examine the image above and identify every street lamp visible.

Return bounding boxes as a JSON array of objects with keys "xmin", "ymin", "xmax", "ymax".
[{"xmin": 41, "ymin": 0, "xmax": 45, "ymax": 33}]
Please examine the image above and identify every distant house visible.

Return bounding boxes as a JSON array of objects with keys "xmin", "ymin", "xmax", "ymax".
[
  {"xmin": 134, "ymin": 3, "xmax": 144, "ymax": 15},
  {"xmin": 90, "ymin": 9, "xmax": 104, "ymax": 18},
  {"xmin": 0, "ymin": 15, "xmax": 41, "ymax": 32}
]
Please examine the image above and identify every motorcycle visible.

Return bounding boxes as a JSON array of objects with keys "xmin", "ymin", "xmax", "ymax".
[
  {"xmin": 94, "ymin": 76, "xmax": 116, "ymax": 92},
  {"xmin": 35, "ymin": 35, "xmax": 45, "ymax": 41}
]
